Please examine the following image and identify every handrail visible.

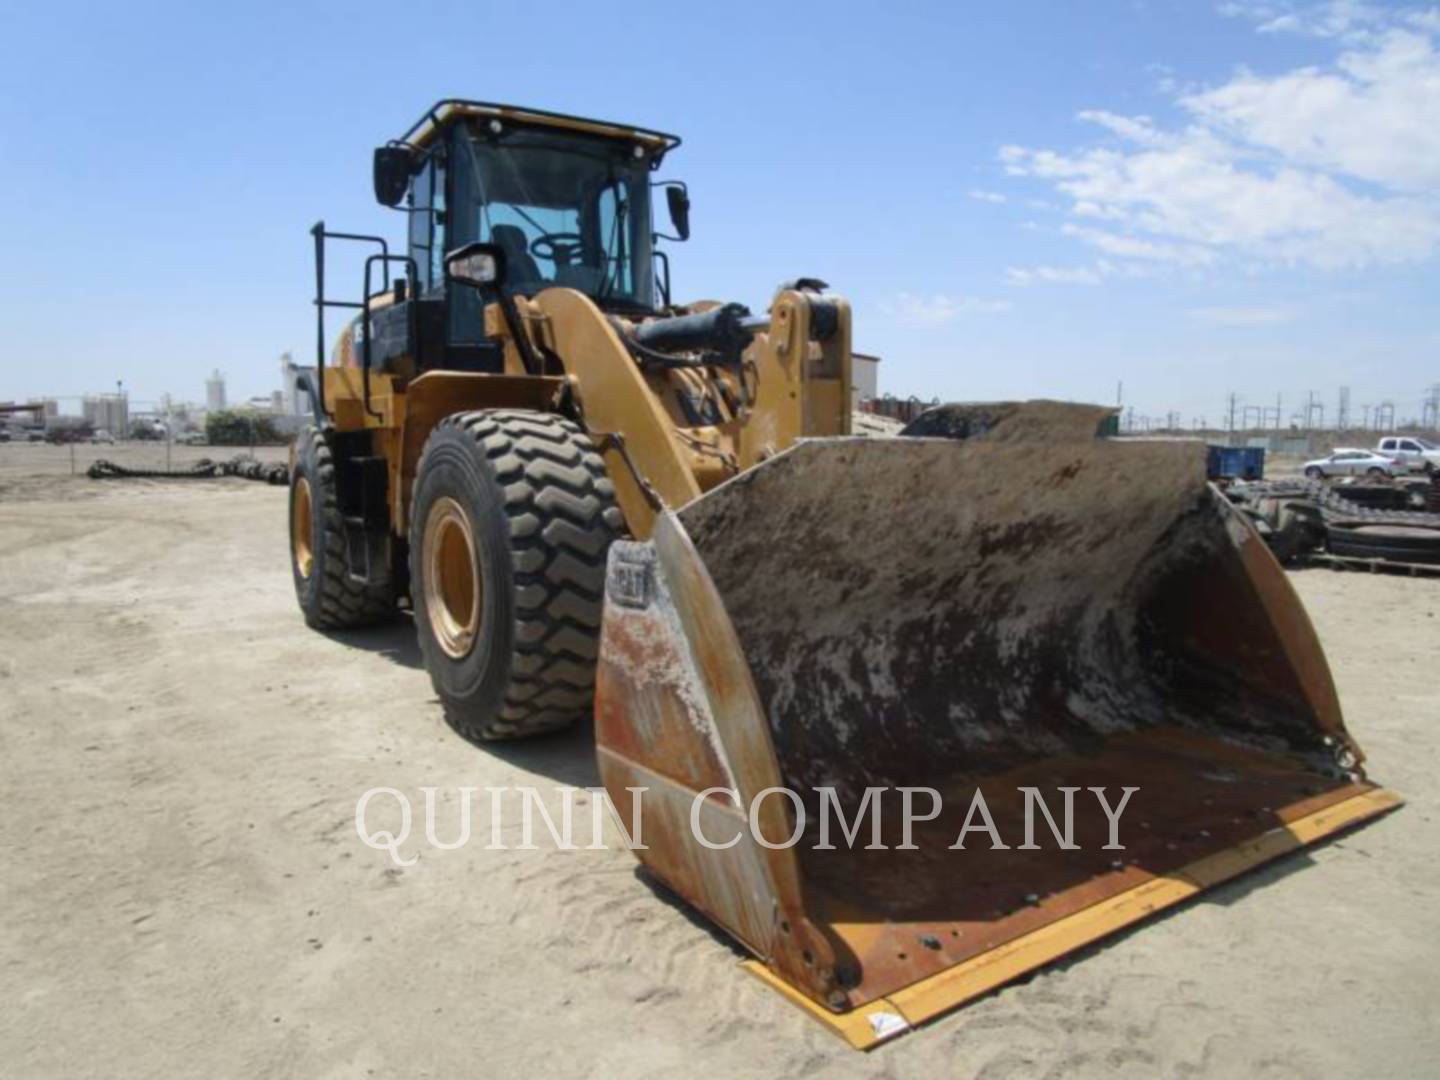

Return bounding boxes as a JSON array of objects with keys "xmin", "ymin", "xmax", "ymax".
[
  {"xmin": 361, "ymin": 253, "xmax": 420, "ymax": 422},
  {"xmin": 310, "ymin": 221, "xmax": 391, "ymax": 421}
]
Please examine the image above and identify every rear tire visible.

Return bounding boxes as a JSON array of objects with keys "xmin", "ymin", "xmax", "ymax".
[
  {"xmin": 290, "ymin": 427, "xmax": 398, "ymax": 629},
  {"xmin": 409, "ymin": 410, "xmax": 622, "ymax": 741},
  {"xmin": 1366, "ymin": 467, "xmax": 1386, "ymax": 478}
]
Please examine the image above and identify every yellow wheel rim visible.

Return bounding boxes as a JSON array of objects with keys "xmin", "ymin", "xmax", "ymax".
[
  {"xmin": 423, "ymin": 496, "xmax": 481, "ymax": 659},
  {"xmin": 293, "ymin": 476, "xmax": 315, "ymax": 579}
]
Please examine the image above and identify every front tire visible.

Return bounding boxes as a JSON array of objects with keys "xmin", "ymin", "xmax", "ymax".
[
  {"xmin": 290, "ymin": 427, "xmax": 398, "ymax": 629},
  {"xmin": 409, "ymin": 410, "xmax": 622, "ymax": 741},
  {"xmin": 1304, "ymin": 466, "xmax": 1324, "ymax": 479}
]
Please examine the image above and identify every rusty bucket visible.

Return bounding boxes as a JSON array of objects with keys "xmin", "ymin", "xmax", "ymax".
[{"xmin": 594, "ymin": 402, "xmax": 1399, "ymax": 1048}]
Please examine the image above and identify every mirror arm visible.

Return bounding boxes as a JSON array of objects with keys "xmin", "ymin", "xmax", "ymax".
[{"xmin": 492, "ymin": 288, "xmax": 544, "ymax": 376}]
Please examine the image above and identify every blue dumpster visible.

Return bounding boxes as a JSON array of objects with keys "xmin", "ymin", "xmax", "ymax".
[{"xmin": 1207, "ymin": 444, "xmax": 1265, "ymax": 481}]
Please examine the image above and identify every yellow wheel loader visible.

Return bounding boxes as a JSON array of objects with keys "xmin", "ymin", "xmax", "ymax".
[{"xmin": 290, "ymin": 99, "xmax": 1399, "ymax": 1047}]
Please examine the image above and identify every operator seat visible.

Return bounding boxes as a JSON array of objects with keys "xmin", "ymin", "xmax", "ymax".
[{"xmin": 491, "ymin": 225, "xmax": 544, "ymax": 292}]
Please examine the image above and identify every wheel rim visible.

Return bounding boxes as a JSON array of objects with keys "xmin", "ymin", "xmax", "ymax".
[
  {"xmin": 423, "ymin": 496, "xmax": 481, "ymax": 659},
  {"xmin": 293, "ymin": 476, "xmax": 315, "ymax": 579}
]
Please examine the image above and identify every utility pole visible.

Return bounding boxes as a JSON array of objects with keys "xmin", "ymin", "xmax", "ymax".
[
  {"xmin": 1422, "ymin": 383, "xmax": 1440, "ymax": 430},
  {"xmin": 1337, "ymin": 386, "xmax": 1350, "ymax": 432},
  {"xmin": 1226, "ymin": 392, "xmax": 1238, "ymax": 434}
]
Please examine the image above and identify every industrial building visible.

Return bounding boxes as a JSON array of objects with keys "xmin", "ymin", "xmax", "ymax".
[
  {"xmin": 81, "ymin": 393, "xmax": 129, "ymax": 437},
  {"xmin": 205, "ymin": 370, "xmax": 227, "ymax": 413}
]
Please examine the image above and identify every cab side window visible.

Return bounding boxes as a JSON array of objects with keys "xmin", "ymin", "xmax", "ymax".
[
  {"xmin": 598, "ymin": 183, "xmax": 634, "ymax": 297},
  {"xmin": 408, "ymin": 154, "xmax": 447, "ymax": 295}
]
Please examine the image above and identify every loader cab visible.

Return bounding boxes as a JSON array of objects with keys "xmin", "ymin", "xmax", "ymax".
[
  {"xmin": 382, "ymin": 102, "xmax": 683, "ymax": 366},
  {"xmin": 443, "ymin": 119, "xmax": 661, "ymax": 341}
]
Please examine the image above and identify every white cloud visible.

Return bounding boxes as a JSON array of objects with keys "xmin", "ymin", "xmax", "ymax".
[
  {"xmin": 1007, "ymin": 136, "xmax": 1440, "ymax": 267},
  {"xmin": 1146, "ymin": 62, "xmax": 1182, "ymax": 94},
  {"xmin": 1000, "ymin": 8, "xmax": 1440, "ymax": 273},
  {"xmin": 1005, "ymin": 265, "xmax": 1105, "ymax": 286},
  {"xmin": 967, "ymin": 189, "xmax": 1008, "ymax": 203},
  {"xmin": 879, "ymin": 293, "xmax": 1013, "ymax": 326},
  {"xmin": 1218, "ymin": 1, "xmax": 1392, "ymax": 40},
  {"xmin": 1075, "ymin": 110, "xmax": 1169, "ymax": 146},
  {"xmin": 1183, "ymin": 29, "xmax": 1440, "ymax": 189},
  {"xmin": 1061, "ymin": 223, "xmax": 1217, "ymax": 264},
  {"xmin": 1188, "ymin": 305, "xmax": 1298, "ymax": 324}
]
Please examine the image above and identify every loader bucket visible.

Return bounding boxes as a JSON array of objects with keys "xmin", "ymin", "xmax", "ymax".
[{"xmin": 593, "ymin": 401, "xmax": 1399, "ymax": 1048}]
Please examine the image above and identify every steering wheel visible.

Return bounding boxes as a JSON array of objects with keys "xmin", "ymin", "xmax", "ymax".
[{"xmin": 530, "ymin": 232, "xmax": 584, "ymax": 266}]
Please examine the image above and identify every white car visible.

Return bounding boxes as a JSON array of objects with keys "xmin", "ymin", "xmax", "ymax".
[
  {"xmin": 1376, "ymin": 436, "xmax": 1440, "ymax": 473},
  {"xmin": 1303, "ymin": 448, "xmax": 1403, "ymax": 479}
]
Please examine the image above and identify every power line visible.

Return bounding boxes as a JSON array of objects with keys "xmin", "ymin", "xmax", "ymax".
[{"xmin": 1423, "ymin": 383, "xmax": 1440, "ymax": 429}]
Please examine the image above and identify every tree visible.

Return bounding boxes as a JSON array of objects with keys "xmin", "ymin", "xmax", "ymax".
[{"xmin": 205, "ymin": 409, "xmax": 285, "ymax": 446}]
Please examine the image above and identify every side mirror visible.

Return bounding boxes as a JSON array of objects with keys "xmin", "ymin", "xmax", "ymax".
[
  {"xmin": 373, "ymin": 145, "xmax": 413, "ymax": 207},
  {"xmin": 444, "ymin": 242, "xmax": 506, "ymax": 289},
  {"xmin": 665, "ymin": 184, "xmax": 690, "ymax": 241}
]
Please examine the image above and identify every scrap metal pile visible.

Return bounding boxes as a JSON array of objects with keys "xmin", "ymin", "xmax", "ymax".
[
  {"xmin": 87, "ymin": 455, "xmax": 289, "ymax": 485},
  {"xmin": 1231, "ymin": 474, "xmax": 1440, "ymax": 568}
]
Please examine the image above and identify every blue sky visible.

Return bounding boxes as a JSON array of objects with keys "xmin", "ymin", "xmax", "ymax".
[{"xmin": 2, "ymin": 0, "xmax": 1437, "ymax": 426}]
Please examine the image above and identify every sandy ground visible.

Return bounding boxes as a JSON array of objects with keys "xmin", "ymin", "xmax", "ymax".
[{"xmin": 1, "ymin": 443, "xmax": 1436, "ymax": 1079}]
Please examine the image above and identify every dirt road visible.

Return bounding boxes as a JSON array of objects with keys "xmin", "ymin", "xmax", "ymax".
[{"xmin": 1, "ymin": 447, "xmax": 1435, "ymax": 1078}]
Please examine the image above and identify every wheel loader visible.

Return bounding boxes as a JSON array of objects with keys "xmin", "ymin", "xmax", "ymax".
[{"xmin": 290, "ymin": 99, "xmax": 1399, "ymax": 1047}]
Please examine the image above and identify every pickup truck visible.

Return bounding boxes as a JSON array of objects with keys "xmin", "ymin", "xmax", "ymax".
[{"xmin": 1376, "ymin": 435, "xmax": 1440, "ymax": 473}]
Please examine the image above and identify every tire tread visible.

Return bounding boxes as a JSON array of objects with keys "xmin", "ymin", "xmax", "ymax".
[
  {"xmin": 412, "ymin": 410, "xmax": 620, "ymax": 741},
  {"xmin": 294, "ymin": 427, "xmax": 397, "ymax": 630}
]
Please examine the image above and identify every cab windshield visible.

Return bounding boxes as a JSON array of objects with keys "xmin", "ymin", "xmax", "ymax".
[{"xmin": 452, "ymin": 124, "xmax": 657, "ymax": 313}]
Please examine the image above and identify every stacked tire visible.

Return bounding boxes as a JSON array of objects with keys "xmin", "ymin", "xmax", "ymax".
[
  {"xmin": 1325, "ymin": 522, "xmax": 1440, "ymax": 565},
  {"xmin": 1324, "ymin": 484, "xmax": 1409, "ymax": 511}
]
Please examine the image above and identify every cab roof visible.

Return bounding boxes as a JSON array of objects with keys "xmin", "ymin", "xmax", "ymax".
[{"xmin": 396, "ymin": 99, "xmax": 682, "ymax": 159}]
